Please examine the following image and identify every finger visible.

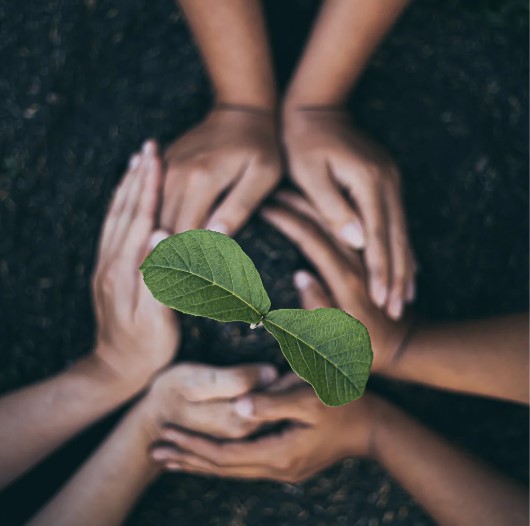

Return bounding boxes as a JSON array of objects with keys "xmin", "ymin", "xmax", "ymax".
[
  {"xmin": 156, "ymin": 428, "xmax": 286, "ymax": 467},
  {"xmin": 293, "ymin": 270, "xmax": 333, "ymax": 309},
  {"xmin": 160, "ymin": 164, "xmax": 187, "ymax": 233},
  {"xmin": 266, "ymin": 372, "xmax": 306, "ymax": 393},
  {"xmin": 274, "ymin": 190, "xmax": 364, "ymax": 273},
  {"xmin": 233, "ymin": 386, "xmax": 317, "ymax": 424},
  {"xmin": 137, "ymin": 229, "xmax": 173, "ymax": 314},
  {"xmin": 166, "ymin": 363, "xmax": 278, "ymax": 402},
  {"xmin": 260, "ymin": 206, "xmax": 358, "ymax": 308},
  {"xmin": 352, "ymin": 183, "xmax": 390, "ymax": 309},
  {"xmin": 110, "ymin": 141, "xmax": 155, "ymax": 250},
  {"xmin": 161, "ymin": 399, "xmax": 263, "ymax": 440},
  {"xmin": 97, "ymin": 152, "xmax": 142, "ymax": 264},
  {"xmin": 384, "ymin": 184, "xmax": 412, "ymax": 319},
  {"xmin": 205, "ymin": 160, "xmax": 280, "ymax": 236},
  {"xmin": 174, "ymin": 168, "xmax": 221, "ymax": 233},
  {"xmin": 292, "ymin": 162, "xmax": 364, "ymax": 249},
  {"xmin": 152, "ymin": 448, "xmax": 273, "ymax": 479}
]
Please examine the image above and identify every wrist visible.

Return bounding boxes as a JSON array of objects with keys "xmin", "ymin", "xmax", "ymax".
[
  {"xmin": 282, "ymin": 90, "xmax": 348, "ymax": 116},
  {"xmin": 343, "ymin": 394, "xmax": 386, "ymax": 459},
  {"xmin": 214, "ymin": 89, "xmax": 277, "ymax": 114},
  {"xmin": 82, "ymin": 349, "xmax": 150, "ymax": 402},
  {"xmin": 376, "ymin": 318, "xmax": 421, "ymax": 375},
  {"xmin": 367, "ymin": 398, "xmax": 399, "ymax": 463}
]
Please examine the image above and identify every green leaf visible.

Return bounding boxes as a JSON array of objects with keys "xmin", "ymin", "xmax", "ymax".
[
  {"xmin": 263, "ymin": 308, "xmax": 372, "ymax": 406},
  {"xmin": 140, "ymin": 230, "xmax": 271, "ymax": 324}
]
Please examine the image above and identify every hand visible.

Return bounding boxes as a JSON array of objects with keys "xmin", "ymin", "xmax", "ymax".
[
  {"xmin": 150, "ymin": 376, "xmax": 381, "ymax": 483},
  {"xmin": 138, "ymin": 362, "xmax": 278, "ymax": 441},
  {"xmin": 91, "ymin": 141, "xmax": 180, "ymax": 392},
  {"xmin": 282, "ymin": 108, "xmax": 416, "ymax": 319},
  {"xmin": 161, "ymin": 107, "xmax": 282, "ymax": 235},
  {"xmin": 261, "ymin": 190, "xmax": 411, "ymax": 374}
]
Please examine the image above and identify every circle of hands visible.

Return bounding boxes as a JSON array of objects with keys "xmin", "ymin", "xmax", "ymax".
[{"xmin": 95, "ymin": 108, "xmax": 416, "ymax": 483}]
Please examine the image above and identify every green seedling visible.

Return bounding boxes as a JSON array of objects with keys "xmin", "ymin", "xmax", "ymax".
[{"xmin": 140, "ymin": 230, "xmax": 372, "ymax": 406}]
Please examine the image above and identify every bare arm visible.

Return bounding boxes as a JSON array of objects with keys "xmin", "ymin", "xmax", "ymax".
[
  {"xmin": 373, "ymin": 399, "xmax": 528, "ymax": 526},
  {"xmin": 27, "ymin": 402, "xmax": 159, "ymax": 526},
  {"xmin": 152, "ymin": 383, "xmax": 528, "ymax": 526},
  {"xmin": 28, "ymin": 362, "xmax": 278, "ymax": 526},
  {"xmin": 161, "ymin": 0, "xmax": 281, "ymax": 237},
  {"xmin": 261, "ymin": 192, "xmax": 529, "ymax": 404},
  {"xmin": 0, "ymin": 143, "xmax": 179, "ymax": 490},
  {"xmin": 285, "ymin": 0, "xmax": 409, "ymax": 106},
  {"xmin": 388, "ymin": 314, "xmax": 529, "ymax": 404},
  {"xmin": 177, "ymin": 0, "xmax": 276, "ymax": 109},
  {"xmin": 0, "ymin": 357, "xmax": 135, "ymax": 490},
  {"xmin": 281, "ymin": 0, "xmax": 415, "ymax": 319}
]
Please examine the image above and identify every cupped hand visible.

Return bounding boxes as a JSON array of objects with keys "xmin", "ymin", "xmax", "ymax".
[
  {"xmin": 261, "ymin": 190, "xmax": 412, "ymax": 374},
  {"xmin": 139, "ymin": 362, "xmax": 278, "ymax": 441},
  {"xmin": 150, "ymin": 375, "xmax": 382, "ymax": 483},
  {"xmin": 161, "ymin": 107, "xmax": 282, "ymax": 236},
  {"xmin": 92, "ymin": 141, "xmax": 180, "ymax": 392},
  {"xmin": 283, "ymin": 108, "xmax": 416, "ymax": 319}
]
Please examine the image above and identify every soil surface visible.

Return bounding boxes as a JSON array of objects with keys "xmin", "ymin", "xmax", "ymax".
[{"xmin": 0, "ymin": 1, "xmax": 528, "ymax": 525}]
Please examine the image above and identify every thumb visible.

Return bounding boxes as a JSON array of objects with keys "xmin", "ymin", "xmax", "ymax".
[
  {"xmin": 149, "ymin": 229, "xmax": 171, "ymax": 251},
  {"xmin": 137, "ymin": 229, "xmax": 172, "ymax": 310},
  {"xmin": 234, "ymin": 386, "xmax": 316, "ymax": 423},
  {"xmin": 293, "ymin": 270, "xmax": 333, "ymax": 310}
]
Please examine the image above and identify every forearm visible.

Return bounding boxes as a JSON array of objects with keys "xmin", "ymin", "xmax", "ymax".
[
  {"xmin": 0, "ymin": 353, "xmax": 139, "ymax": 489},
  {"xmin": 285, "ymin": 0, "xmax": 409, "ymax": 107},
  {"xmin": 371, "ymin": 399, "xmax": 528, "ymax": 526},
  {"xmin": 177, "ymin": 0, "xmax": 276, "ymax": 109},
  {"xmin": 28, "ymin": 404, "xmax": 160, "ymax": 526},
  {"xmin": 383, "ymin": 313, "xmax": 529, "ymax": 404}
]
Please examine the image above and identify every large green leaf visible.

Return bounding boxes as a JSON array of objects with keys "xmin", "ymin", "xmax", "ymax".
[
  {"xmin": 140, "ymin": 230, "xmax": 270, "ymax": 324},
  {"xmin": 263, "ymin": 308, "xmax": 372, "ymax": 406}
]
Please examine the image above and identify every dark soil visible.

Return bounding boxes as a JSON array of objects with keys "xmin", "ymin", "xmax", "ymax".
[{"xmin": 0, "ymin": 0, "xmax": 528, "ymax": 525}]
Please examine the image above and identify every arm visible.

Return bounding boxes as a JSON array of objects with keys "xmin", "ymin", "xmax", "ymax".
[
  {"xmin": 177, "ymin": 0, "xmax": 276, "ymax": 109},
  {"xmin": 388, "ymin": 314, "xmax": 529, "ymax": 404},
  {"xmin": 28, "ymin": 362, "xmax": 278, "ymax": 526},
  {"xmin": 373, "ymin": 399, "xmax": 528, "ymax": 526},
  {"xmin": 0, "ymin": 142, "xmax": 179, "ymax": 490},
  {"xmin": 284, "ymin": 0, "xmax": 410, "ymax": 107},
  {"xmin": 262, "ymin": 192, "xmax": 529, "ymax": 404},
  {"xmin": 153, "ymin": 384, "xmax": 528, "ymax": 526},
  {"xmin": 27, "ymin": 402, "xmax": 159, "ymax": 526},
  {"xmin": 281, "ymin": 0, "xmax": 415, "ymax": 319},
  {"xmin": 0, "ymin": 357, "xmax": 138, "ymax": 490},
  {"xmin": 161, "ymin": 0, "xmax": 281, "ymax": 236}
]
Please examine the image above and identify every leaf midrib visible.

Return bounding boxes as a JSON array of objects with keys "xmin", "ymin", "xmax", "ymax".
[
  {"xmin": 143, "ymin": 262, "xmax": 263, "ymax": 318},
  {"xmin": 264, "ymin": 316, "xmax": 364, "ymax": 390}
]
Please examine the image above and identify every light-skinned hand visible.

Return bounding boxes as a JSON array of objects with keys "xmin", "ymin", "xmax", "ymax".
[
  {"xmin": 92, "ymin": 140, "xmax": 180, "ymax": 393},
  {"xmin": 150, "ymin": 373, "xmax": 382, "ymax": 483},
  {"xmin": 139, "ymin": 362, "xmax": 278, "ymax": 441}
]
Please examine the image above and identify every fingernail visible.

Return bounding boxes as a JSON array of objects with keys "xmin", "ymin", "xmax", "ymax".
[
  {"xmin": 339, "ymin": 222, "xmax": 364, "ymax": 249},
  {"xmin": 293, "ymin": 270, "xmax": 313, "ymax": 290},
  {"xmin": 259, "ymin": 366, "xmax": 278, "ymax": 385},
  {"xmin": 371, "ymin": 281, "xmax": 387, "ymax": 308},
  {"xmin": 388, "ymin": 297, "xmax": 403, "ymax": 320},
  {"xmin": 234, "ymin": 396, "xmax": 254, "ymax": 418},
  {"xmin": 143, "ymin": 141, "xmax": 155, "ymax": 155},
  {"xmin": 149, "ymin": 230, "xmax": 170, "ymax": 250},
  {"xmin": 166, "ymin": 463, "xmax": 182, "ymax": 471},
  {"xmin": 206, "ymin": 222, "xmax": 229, "ymax": 235},
  {"xmin": 152, "ymin": 449, "xmax": 170, "ymax": 461},
  {"xmin": 129, "ymin": 154, "xmax": 141, "ymax": 170},
  {"xmin": 161, "ymin": 429, "xmax": 182, "ymax": 443}
]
